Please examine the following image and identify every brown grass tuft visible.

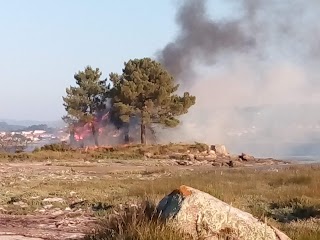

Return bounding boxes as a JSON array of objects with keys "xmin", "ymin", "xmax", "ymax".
[{"xmin": 84, "ymin": 201, "xmax": 190, "ymax": 240}]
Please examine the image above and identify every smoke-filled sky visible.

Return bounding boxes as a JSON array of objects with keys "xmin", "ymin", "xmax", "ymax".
[
  {"xmin": 1, "ymin": 0, "xmax": 320, "ymax": 157},
  {"xmin": 156, "ymin": 0, "xmax": 320, "ymax": 157}
]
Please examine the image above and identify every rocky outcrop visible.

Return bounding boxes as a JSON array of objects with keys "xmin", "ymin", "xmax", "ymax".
[
  {"xmin": 144, "ymin": 144, "xmax": 285, "ymax": 167},
  {"xmin": 169, "ymin": 144, "xmax": 287, "ymax": 168},
  {"xmin": 210, "ymin": 145, "xmax": 228, "ymax": 156},
  {"xmin": 239, "ymin": 153, "xmax": 255, "ymax": 161},
  {"xmin": 157, "ymin": 185, "xmax": 291, "ymax": 240}
]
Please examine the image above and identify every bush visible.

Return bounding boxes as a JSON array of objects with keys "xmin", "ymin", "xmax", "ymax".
[
  {"xmin": 268, "ymin": 198, "xmax": 320, "ymax": 222},
  {"xmin": 84, "ymin": 201, "xmax": 190, "ymax": 240},
  {"xmin": 37, "ymin": 142, "xmax": 73, "ymax": 152}
]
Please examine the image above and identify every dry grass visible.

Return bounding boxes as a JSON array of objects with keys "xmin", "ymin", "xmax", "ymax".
[
  {"xmin": 0, "ymin": 142, "xmax": 209, "ymax": 162},
  {"xmin": 1, "ymin": 157, "xmax": 320, "ymax": 239},
  {"xmin": 83, "ymin": 202, "xmax": 191, "ymax": 240},
  {"xmin": 85, "ymin": 165, "xmax": 320, "ymax": 240}
]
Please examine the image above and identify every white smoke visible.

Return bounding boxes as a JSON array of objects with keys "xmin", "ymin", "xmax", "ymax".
[{"xmin": 157, "ymin": 0, "xmax": 320, "ymax": 158}]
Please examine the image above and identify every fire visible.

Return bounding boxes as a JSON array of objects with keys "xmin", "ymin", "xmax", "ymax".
[
  {"xmin": 69, "ymin": 111, "xmax": 156, "ymax": 147},
  {"xmin": 71, "ymin": 111, "xmax": 121, "ymax": 144}
]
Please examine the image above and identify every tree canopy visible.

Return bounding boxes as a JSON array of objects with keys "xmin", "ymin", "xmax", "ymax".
[
  {"xmin": 110, "ymin": 58, "xmax": 196, "ymax": 144},
  {"xmin": 62, "ymin": 66, "xmax": 109, "ymax": 146}
]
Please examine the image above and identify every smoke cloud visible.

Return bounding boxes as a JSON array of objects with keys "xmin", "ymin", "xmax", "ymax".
[
  {"xmin": 158, "ymin": 0, "xmax": 254, "ymax": 84},
  {"xmin": 156, "ymin": 0, "xmax": 320, "ymax": 158}
]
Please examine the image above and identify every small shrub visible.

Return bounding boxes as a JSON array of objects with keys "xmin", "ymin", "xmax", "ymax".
[
  {"xmin": 192, "ymin": 142, "xmax": 209, "ymax": 152},
  {"xmin": 38, "ymin": 142, "xmax": 73, "ymax": 152},
  {"xmin": 269, "ymin": 175, "xmax": 312, "ymax": 187},
  {"xmin": 268, "ymin": 198, "xmax": 320, "ymax": 222},
  {"xmin": 84, "ymin": 201, "xmax": 190, "ymax": 240},
  {"xmin": 280, "ymin": 220, "xmax": 320, "ymax": 240}
]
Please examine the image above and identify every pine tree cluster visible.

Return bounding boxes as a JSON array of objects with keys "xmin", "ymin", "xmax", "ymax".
[{"xmin": 62, "ymin": 58, "xmax": 196, "ymax": 145}]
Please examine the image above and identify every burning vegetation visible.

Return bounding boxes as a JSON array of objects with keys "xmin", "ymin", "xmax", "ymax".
[
  {"xmin": 68, "ymin": 110, "xmax": 157, "ymax": 148},
  {"xmin": 62, "ymin": 58, "xmax": 196, "ymax": 147}
]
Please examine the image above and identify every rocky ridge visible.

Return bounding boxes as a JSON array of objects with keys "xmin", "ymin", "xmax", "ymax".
[{"xmin": 144, "ymin": 144, "xmax": 288, "ymax": 168}]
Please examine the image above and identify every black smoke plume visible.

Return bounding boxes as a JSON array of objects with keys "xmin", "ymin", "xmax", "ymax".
[
  {"xmin": 158, "ymin": 0, "xmax": 254, "ymax": 84},
  {"xmin": 156, "ymin": 0, "xmax": 320, "ymax": 158}
]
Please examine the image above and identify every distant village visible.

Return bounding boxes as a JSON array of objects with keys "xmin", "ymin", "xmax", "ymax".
[{"xmin": 0, "ymin": 125, "xmax": 69, "ymax": 151}]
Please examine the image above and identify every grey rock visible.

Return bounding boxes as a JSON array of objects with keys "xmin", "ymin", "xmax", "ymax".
[
  {"xmin": 210, "ymin": 145, "xmax": 228, "ymax": 156},
  {"xmin": 240, "ymin": 153, "xmax": 255, "ymax": 161},
  {"xmin": 157, "ymin": 185, "xmax": 291, "ymax": 240},
  {"xmin": 144, "ymin": 152, "xmax": 153, "ymax": 158}
]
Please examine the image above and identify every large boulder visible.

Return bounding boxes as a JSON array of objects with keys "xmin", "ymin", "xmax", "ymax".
[
  {"xmin": 157, "ymin": 185, "xmax": 291, "ymax": 240},
  {"xmin": 210, "ymin": 145, "xmax": 228, "ymax": 156}
]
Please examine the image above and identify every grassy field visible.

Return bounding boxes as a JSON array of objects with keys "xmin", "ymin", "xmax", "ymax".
[
  {"xmin": 0, "ymin": 142, "xmax": 209, "ymax": 162},
  {"xmin": 1, "ymin": 143, "xmax": 319, "ymax": 239},
  {"xmin": 86, "ymin": 165, "xmax": 320, "ymax": 240},
  {"xmin": 1, "ymin": 154, "xmax": 319, "ymax": 239}
]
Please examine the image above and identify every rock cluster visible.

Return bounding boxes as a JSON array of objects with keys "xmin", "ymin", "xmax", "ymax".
[{"xmin": 166, "ymin": 144, "xmax": 268, "ymax": 167}]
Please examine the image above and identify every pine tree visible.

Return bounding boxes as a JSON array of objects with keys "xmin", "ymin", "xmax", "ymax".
[
  {"xmin": 110, "ymin": 58, "xmax": 196, "ymax": 144},
  {"xmin": 62, "ymin": 66, "xmax": 109, "ymax": 146}
]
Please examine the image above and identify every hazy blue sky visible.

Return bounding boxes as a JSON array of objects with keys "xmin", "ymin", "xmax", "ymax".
[{"xmin": 0, "ymin": 0, "xmax": 232, "ymax": 121}]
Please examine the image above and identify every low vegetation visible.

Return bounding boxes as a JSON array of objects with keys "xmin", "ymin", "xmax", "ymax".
[
  {"xmin": 84, "ymin": 165, "xmax": 320, "ymax": 240},
  {"xmin": 84, "ymin": 202, "xmax": 190, "ymax": 240},
  {"xmin": 1, "ymin": 155, "xmax": 319, "ymax": 239},
  {"xmin": 0, "ymin": 142, "xmax": 209, "ymax": 162}
]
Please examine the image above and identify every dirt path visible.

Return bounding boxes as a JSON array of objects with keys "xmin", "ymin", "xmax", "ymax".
[
  {"xmin": 0, "ymin": 214, "xmax": 97, "ymax": 240},
  {"xmin": 0, "ymin": 160, "xmax": 184, "ymax": 239}
]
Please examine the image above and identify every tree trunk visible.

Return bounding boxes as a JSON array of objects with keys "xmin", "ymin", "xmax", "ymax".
[
  {"xmin": 141, "ymin": 123, "xmax": 146, "ymax": 145},
  {"xmin": 69, "ymin": 130, "xmax": 75, "ymax": 146},
  {"xmin": 124, "ymin": 124, "xmax": 130, "ymax": 144},
  {"xmin": 91, "ymin": 125, "xmax": 99, "ymax": 146}
]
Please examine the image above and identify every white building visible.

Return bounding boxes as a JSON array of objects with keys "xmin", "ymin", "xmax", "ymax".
[
  {"xmin": 33, "ymin": 130, "xmax": 46, "ymax": 135},
  {"xmin": 22, "ymin": 131, "xmax": 33, "ymax": 135}
]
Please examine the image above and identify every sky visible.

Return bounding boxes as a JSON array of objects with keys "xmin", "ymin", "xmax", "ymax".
[
  {"xmin": 0, "ymin": 0, "xmax": 230, "ymax": 121},
  {"xmin": 2, "ymin": 0, "xmax": 320, "ymax": 157}
]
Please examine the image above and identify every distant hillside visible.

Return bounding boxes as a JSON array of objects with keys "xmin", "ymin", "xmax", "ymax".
[
  {"xmin": 17, "ymin": 124, "xmax": 55, "ymax": 133},
  {"xmin": 0, "ymin": 119, "xmax": 64, "ymax": 128},
  {"xmin": 0, "ymin": 122, "xmax": 25, "ymax": 132},
  {"xmin": 0, "ymin": 122, "xmax": 58, "ymax": 133}
]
